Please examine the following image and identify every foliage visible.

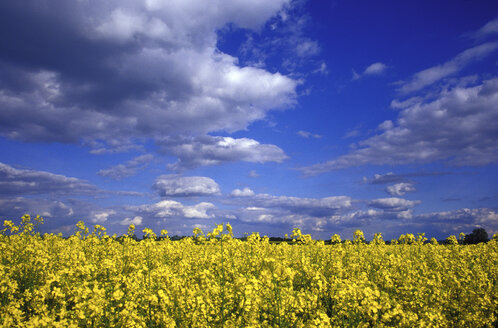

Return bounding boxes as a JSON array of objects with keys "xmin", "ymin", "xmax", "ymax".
[
  {"xmin": 464, "ymin": 228, "xmax": 489, "ymax": 244},
  {"xmin": 445, "ymin": 235, "xmax": 459, "ymax": 245},
  {"xmin": 1, "ymin": 216, "xmax": 497, "ymax": 327},
  {"xmin": 371, "ymin": 233, "xmax": 384, "ymax": 245},
  {"xmin": 330, "ymin": 234, "xmax": 341, "ymax": 245}
]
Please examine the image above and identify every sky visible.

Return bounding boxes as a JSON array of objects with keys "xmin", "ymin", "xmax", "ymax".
[{"xmin": 0, "ymin": 0, "xmax": 497, "ymax": 240}]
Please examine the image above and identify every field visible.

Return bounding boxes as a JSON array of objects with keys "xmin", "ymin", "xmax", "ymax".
[{"xmin": 1, "ymin": 216, "xmax": 497, "ymax": 327}]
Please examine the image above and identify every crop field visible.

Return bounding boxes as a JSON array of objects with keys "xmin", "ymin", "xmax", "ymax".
[{"xmin": 1, "ymin": 215, "xmax": 497, "ymax": 327}]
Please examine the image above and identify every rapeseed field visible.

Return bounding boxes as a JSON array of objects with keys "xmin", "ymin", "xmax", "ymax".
[{"xmin": 1, "ymin": 215, "xmax": 497, "ymax": 327}]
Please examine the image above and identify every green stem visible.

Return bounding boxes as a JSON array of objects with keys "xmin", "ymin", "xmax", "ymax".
[{"xmin": 220, "ymin": 235, "xmax": 225, "ymax": 327}]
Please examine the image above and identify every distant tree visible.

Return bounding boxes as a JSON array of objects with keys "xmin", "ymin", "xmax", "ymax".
[{"xmin": 464, "ymin": 228, "xmax": 489, "ymax": 244}]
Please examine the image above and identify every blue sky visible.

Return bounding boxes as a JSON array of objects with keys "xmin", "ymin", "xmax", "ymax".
[{"xmin": 0, "ymin": 0, "xmax": 497, "ymax": 240}]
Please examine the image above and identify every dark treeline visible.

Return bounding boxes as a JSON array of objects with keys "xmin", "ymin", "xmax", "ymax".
[{"xmin": 113, "ymin": 227, "xmax": 493, "ymax": 245}]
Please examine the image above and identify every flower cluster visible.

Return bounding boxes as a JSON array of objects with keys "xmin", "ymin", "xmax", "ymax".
[{"xmin": 1, "ymin": 216, "xmax": 497, "ymax": 327}]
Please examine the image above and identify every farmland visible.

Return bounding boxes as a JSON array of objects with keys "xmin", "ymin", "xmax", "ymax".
[{"xmin": 1, "ymin": 215, "xmax": 497, "ymax": 327}]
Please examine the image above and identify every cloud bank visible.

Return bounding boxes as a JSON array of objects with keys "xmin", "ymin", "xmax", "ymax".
[
  {"xmin": 0, "ymin": 162, "xmax": 99, "ymax": 195},
  {"xmin": 301, "ymin": 77, "xmax": 498, "ymax": 175},
  {"xmin": 0, "ymin": 0, "xmax": 296, "ymax": 160},
  {"xmin": 158, "ymin": 135, "xmax": 288, "ymax": 170},
  {"xmin": 98, "ymin": 154, "xmax": 154, "ymax": 180},
  {"xmin": 153, "ymin": 175, "xmax": 221, "ymax": 197},
  {"xmin": 386, "ymin": 183, "xmax": 416, "ymax": 196}
]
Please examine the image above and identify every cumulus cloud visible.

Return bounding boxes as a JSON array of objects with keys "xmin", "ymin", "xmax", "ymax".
[
  {"xmin": 418, "ymin": 208, "xmax": 498, "ymax": 235},
  {"xmin": 238, "ymin": 211, "xmax": 305, "ymax": 226},
  {"xmin": 253, "ymin": 194, "xmax": 352, "ymax": 217},
  {"xmin": 0, "ymin": 1, "xmax": 296, "ymax": 152},
  {"xmin": 182, "ymin": 203, "xmax": 216, "ymax": 219},
  {"xmin": 419, "ymin": 207, "xmax": 497, "ymax": 222},
  {"xmin": 230, "ymin": 187, "xmax": 255, "ymax": 197},
  {"xmin": 132, "ymin": 200, "xmax": 216, "ymax": 220},
  {"xmin": 91, "ymin": 210, "xmax": 116, "ymax": 224},
  {"xmin": 158, "ymin": 135, "xmax": 288, "ymax": 170},
  {"xmin": 0, "ymin": 162, "xmax": 99, "ymax": 195},
  {"xmin": 0, "ymin": 162, "xmax": 141, "ymax": 198},
  {"xmin": 364, "ymin": 62, "xmax": 388, "ymax": 75},
  {"xmin": 230, "ymin": 192, "xmax": 353, "ymax": 219},
  {"xmin": 297, "ymin": 130, "xmax": 322, "ymax": 139},
  {"xmin": 301, "ymin": 77, "xmax": 498, "ymax": 175},
  {"xmin": 98, "ymin": 154, "xmax": 153, "ymax": 180},
  {"xmin": 0, "ymin": 196, "xmax": 124, "ymax": 236},
  {"xmin": 187, "ymin": 191, "xmax": 352, "ymax": 233},
  {"xmin": 352, "ymin": 62, "xmax": 387, "ymax": 80},
  {"xmin": 229, "ymin": 192, "xmax": 421, "ymax": 231},
  {"xmin": 153, "ymin": 175, "xmax": 220, "ymax": 197},
  {"xmin": 337, "ymin": 209, "xmax": 385, "ymax": 222},
  {"xmin": 0, "ymin": 197, "xmax": 74, "ymax": 219},
  {"xmin": 120, "ymin": 216, "xmax": 143, "ymax": 226},
  {"xmin": 386, "ymin": 182, "xmax": 416, "ymax": 196},
  {"xmin": 368, "ymin": 197, "xmax": 420, "ymax": 211},
  {"xmin": 398, "ymin": 42, "xmax": 498, "ymax": 93},
  {"xmin": 363, "ymin": 172, "xmax": 405, "ymax": 184},
  {"xmin": 327, "ymin": 207, "xmax": 498, "ymax": 240},
  {"xmin": 333, "ymin": 200, "xmax": 420, "ymax": 223}
]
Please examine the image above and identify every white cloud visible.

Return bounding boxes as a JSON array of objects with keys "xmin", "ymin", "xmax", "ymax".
[
  {"xmin": 245, "ymin": 207, "xmax": 266, "ymax": 211},
  {"xmin": 248, "ymin": 170, "xmax": 259, "ymax": 178},
  {"xmin": 419, "ymin": 207, "xmax": 496, "ymax": 222},
  {"xmin": 96, "ymin": 9, "xmax": 173, "ymax": 42},
  {"xmin": 230, "ymin": 187, "xmax": 255, "ymax": 197},
  {"xmin": 300, "ymin": 77, "xmax": 498, "ymax": 175},
  {"xmin": 363, "ymin": 171, "xmax": 449, "ymax": 184},
  {"xmin": 98, "ymin": 154, "xmax": 153, "ymax": 180},
  {"xmin": 0, "ymin": 197, "xmax": 104, "ymax": 234},
  {"xmin": 0, "ymin": 162, "xmax": 99, "ymax": 195},
  {"xmin": 338, "ymin": 209, "xmax": 384, "ymax": 222},
  {"xmin": 352, "ymin": 70, "xmax": 361, "ymax": 80},
  {"xmin": 418, "ymin": 208, "xmax": 498, "ymax": 235},
  {"xmin": 132, "ymin": 199, "xmax": 216, "ymax": 220},
  {"xmin": 396, "ymin": 210, "xmax": 414, "ymax": 220},
  {"xmin": 368, "ymin": 172, "xmax": 399, "ymax": 184},
  {"xmin": 254, "ymin": 194, "xmax": 353, "ymax": 214},
  {"xmin": 237, "ymin": 3, "xmax": 322, "ymax": 74},
  {"xmin": 229, "ymin": 192, "xmax": 353, "ymax": 219},
  {"xmin": 313, "ymin": 62, "xmax": 328, "ymax": 75},
  {"xmin": 295, "ymin": 40, "xmax": 320, "ymax": 57},
  {"xmin": 377, "ymin": 120, "xmax": 394, "ymax": 131},
  {"xmin": 91, "ymin": 210, "xmax": 116, "ymax": 224},
  {"xmin": 120, "ymin": 216, "xmax": 143, "ymax": 226},
  {"xmin": 368, "ymin": 197, "xmax": 420, "ymax": 211},
  {"xmin": 364, "ymin": 62, "xmax": 387, "ymax": 75},
  {"xmin": 153, "ymin": 175, "xmax": 220, "ymax": 197},
  {"xmin": 472, "ymin": 17, "xmax": 498, "ymax": 39},
  {"xmin": 158, "ymin": 135, "xmax": 288, "ymax": 170},
  {"xmin": 182, "ymin": 202, "xmax": 216, "ymax": 219},
  {"xmin": 0, "ymin": 1, "xmax": 297, "ymax": 153},
  {"xmin": 297, "ymin": 130, "xmax": 322, "ymax": 139},
  {"xmin": 386, "ymin": 182, "xmax": 416, "ymax": 196},
  {"xmin": 213, "ymin": 191, "xmax": 356, "ymax": 232},
  {"xmin": 398, "ymin": 42, "xmax": 498, "ymax": 93},
  {"xmin": 352, "ymin": 62, "xmax": 387, "ymax": 80}
]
